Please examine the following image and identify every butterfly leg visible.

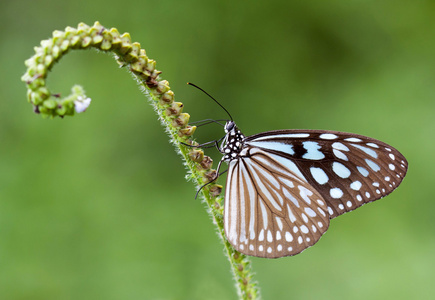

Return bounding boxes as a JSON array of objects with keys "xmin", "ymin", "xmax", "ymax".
[
  {"xmin": 194, "ymin": 158, "xmax": 227, "ymax": 199},
  {"xmin": 181, "ymin": 136, "xmax": 225, "ymax": 149}
]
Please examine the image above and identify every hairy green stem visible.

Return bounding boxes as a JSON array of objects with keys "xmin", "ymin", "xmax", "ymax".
[{"xmin": 21, "ymin": 22, "xmax": 259, "ymax": 300}]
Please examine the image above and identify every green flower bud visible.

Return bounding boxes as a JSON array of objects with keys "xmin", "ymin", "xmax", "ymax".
[{"xmin": 43, "ymin": 99, "xmax": 56, "ymax": 109}]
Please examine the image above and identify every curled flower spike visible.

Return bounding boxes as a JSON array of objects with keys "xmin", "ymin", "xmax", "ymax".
[{"xmin": 21, "ymin": 22, "xmax": 259, "ymax": 300}]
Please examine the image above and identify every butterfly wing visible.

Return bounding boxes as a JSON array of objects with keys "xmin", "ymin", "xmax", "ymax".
[
  {"xmin": 224, "ymin": 129, "xmax": 407, "ymax": 258},
  {"xmin": 244, "ymin": 130, "xmax": 408, "ymax": 218},
  {"xmin": 224, "ymin": 147, "xmax": 330, "ymax": 258}
]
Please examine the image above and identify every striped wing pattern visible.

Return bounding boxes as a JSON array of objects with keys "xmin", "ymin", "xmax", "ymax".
[{"xmin": 223, "ymin": 129, "xmax": 408, "ymax": 258}]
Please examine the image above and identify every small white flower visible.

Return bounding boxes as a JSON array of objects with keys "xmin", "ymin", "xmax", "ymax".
[{"xmin": 74, "ymin": 96, "xmax": 91, "ymax": 113}]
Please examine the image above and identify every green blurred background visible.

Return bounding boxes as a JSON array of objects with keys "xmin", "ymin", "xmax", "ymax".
[{"xmin": 1, "ymin": 0, "xmax": 434, "ymax": 299}]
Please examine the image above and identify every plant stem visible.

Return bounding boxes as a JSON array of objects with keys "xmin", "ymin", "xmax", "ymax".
[{"xmin": 21, "ymin": 21, "xmax": 260, "ymax": 300}]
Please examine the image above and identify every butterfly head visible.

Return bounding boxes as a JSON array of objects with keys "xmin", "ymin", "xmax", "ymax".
[{"xmin": 224, "ymin": 120, "xmax": 236, "ymax": 133}]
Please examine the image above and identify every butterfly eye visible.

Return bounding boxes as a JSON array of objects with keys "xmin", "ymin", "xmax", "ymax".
[{"xmin": 225, "ymin": 121, "xmax": 235, "ymax": 132}]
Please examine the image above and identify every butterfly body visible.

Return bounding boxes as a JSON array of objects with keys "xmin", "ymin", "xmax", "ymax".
[{"xmin": 219, "ymin": 122, "xmax": 408, "ymax": 258}]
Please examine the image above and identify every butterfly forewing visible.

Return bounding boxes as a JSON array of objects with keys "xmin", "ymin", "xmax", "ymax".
[
  {"xmin": 245, "ymin": 130, "xmax": 408, "ymax": 219},
  {"xmin": 224, "ymin": 128, "xmax": 407, "ymax": 258}
]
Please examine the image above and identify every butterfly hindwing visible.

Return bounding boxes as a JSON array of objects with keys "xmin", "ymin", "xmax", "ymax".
[{"xmin": 224, "ymin": 147, "xmax": 330, "ymax": 258}]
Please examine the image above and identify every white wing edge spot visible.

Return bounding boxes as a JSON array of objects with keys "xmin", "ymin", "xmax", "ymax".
[
  {"xmin": 330, "ymin": 187, "xmax": 344, "ymax": 199},
  {"xmin": 252, "ymin": 133, "xmax": 310, "ymax": 141},
  {"xmin": 319, "ymin": 133, "xmax": 338, "ymax": 140},
  {"xmin": 345, "ymin": 137, "xmax": 362, "ymax": 142},
  {"xmin": 350, "ymin": 181, "xmax": 362, "ymax": 191}
]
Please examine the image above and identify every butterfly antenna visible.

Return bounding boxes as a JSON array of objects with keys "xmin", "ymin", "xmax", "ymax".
[{"xmin": 187, "ymin": 82, "xmax": 233, "ymax": 121}]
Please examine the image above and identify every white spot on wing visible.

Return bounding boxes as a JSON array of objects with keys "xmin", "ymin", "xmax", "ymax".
[
  {"xmin": 287, "ymin": 204, "xmax": 297, "ymax": 223},
  {"xmin": 298, "ymin": 186, "xmax": 313, "ymax": 204},
  {"xmin": 279, "ymin": 177, "xmax": 294, "ymax": 188},
  {"xmin": 317, "ymin": 207, "xmax": 326, "ymax": 217},
  {"xmin": 332, "ymin": 162, "xmax": 351, "ymax": 178},
  {"xmin": 259, "ymin": 229, "xmax": 264, "ymax": 241},
  {"xmin": 367, "ymin": 142, "xmax": 379, "ymax": 148},
  {"xmin": 351, "ymin": 143, "xmax": 378, "ymax": 158},
  {"xmin": 310, "ymin": 167, "xmax": 329, "ymax": 184},
  {"xmin": 350, "ymin": 181, "xmax": 362, "ymax": 191},
  {"xmin": 267, "ymin": 230, "xmax": 273, "ymax": 242},
  {"xmin": 327, "ymin": 207, "xmax": 334, "ymax": 215},
  {"xmin": 333, "ymin": 149, "xmax": 348, "ymax": 161},
  {"xmin": 304, "ymin": 207, "xmax": 317, "ymax": 217},
  {"xmin": 330, "ymin": 188, "xmax": 343, "ymax": 199},
  {"xmin": 283, "ymin": 188, "xmax": 300, "ymax": 208},
  {"xmin": 357, "ymin": 166, "xmax": 369, "ymax": 177},
  {"xmin": 252, "ymin": 133, "xmax": 310, "ymax": 141},
  {"xmin": 319, "ymin": 133, "xmax": 338, "ymax": 140},
  {"xmin": 365, "ymin": 159, "xmax": 380, "ymax": 172},
  {"xmin": 275, "ymin": 217, "xmax": 283, "ymax": 231},
  {"xmin": 332, "ymin": 142, "xmax": 350, "ymax": 151},
  {"xmin": 259, "ymin": 201, "xmax": 268, "ymax": 229},
  {"xmin": 302, "ymin": 141, "xmax": 325, "ymax": 160},
  {"xmin": 345, "ymin": 137, "xmax": 362, "ymax": 142},
  {"xmin": 248, "ymin": 141, "xmax": 294, "ymax": 155}
]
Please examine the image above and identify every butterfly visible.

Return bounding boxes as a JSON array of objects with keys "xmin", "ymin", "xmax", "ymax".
[{"xmin": 188, "ymin": 84, "xmax": 408, "ymax": 259}]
